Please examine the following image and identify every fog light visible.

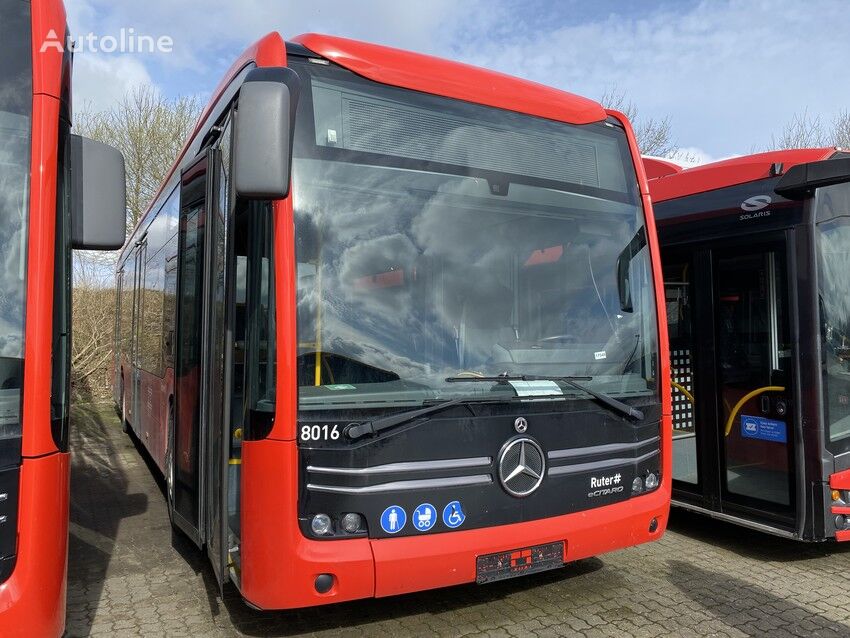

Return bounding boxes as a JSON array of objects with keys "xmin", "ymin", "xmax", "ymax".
[
  {"xmin": 632, "ymin": 477, "xmax": 644, "ymax": 494},
  {"xmin": 315, "ymin": 573, "xmax": 334, "ymax": 594},
  {"xmin": 649, "ymin": 517, "xmax": 659, "ymax": 533},
  {"xmin": 341, "ymin": 512, "xmax": 362, "ymax": 534},
  {"xmin": 645, "ymin": 472, "xmax": 659, "ymax": 491},
  {"xmin": 311, "ymin": 513, "xmax": 332, "ymax": 536}
]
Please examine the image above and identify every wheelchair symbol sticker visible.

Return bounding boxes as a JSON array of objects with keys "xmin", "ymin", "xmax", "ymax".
[
  {"xmin": 442, "ymin": 501, "xmax": 466, "ymax": 529},
  {"xmin": 380, "ymin": 505, "xmax": 407, "ymax": 534},
  {"xmin": 413, "ymin": 503, "xmax": 436, "ymax": 532}
]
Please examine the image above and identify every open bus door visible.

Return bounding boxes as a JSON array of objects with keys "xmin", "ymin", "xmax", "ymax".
[
  {"xmin": 172, "ymin": 144, "xmax": 230, "ymax": 585},
  {"xmin": 664, "ymin": 237, "xmax": 797, "ymax": 528}
]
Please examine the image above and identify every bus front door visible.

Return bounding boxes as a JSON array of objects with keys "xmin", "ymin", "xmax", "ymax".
[
  {"xmin": 665, "ymin": 240, "xmax": 796, "ymax": 527},
  {"xmin": 172, "ymin": 145, "xmax": 230, "ymax": 585},
  {"xmin": 173, "ymin": 153, "xmax": 212, "ymax": 545}
]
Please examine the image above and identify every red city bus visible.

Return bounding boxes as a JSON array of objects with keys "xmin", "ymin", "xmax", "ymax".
[
  {"xmin": 0, "ymin": 1, "xmax": 125, "ymax": 635},
  {"xmin": 115, "ymin": 32, "xmax": 671, "ymax": 609},
  {"xmin": 646, "ymin": 149, "xmax": 850, "ymax": 541}
]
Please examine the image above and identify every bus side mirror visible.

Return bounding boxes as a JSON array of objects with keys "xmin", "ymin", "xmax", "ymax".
[
  {"xmin": 616, "ymin": 228, "xmax": 647, "ymax": 313},
  {"xmin": 70, "ymin": 135, "xmax": 127, "ymax": 250},
  {"xmin": 233, "ymin": 67, "xmax": 300, "ymax": 200},
  {"xmin": 775, "ymin": 156, "xmax": 850, "ymax": 200},
  {"xmin": 617, "ymin": 254, "xmax": 633, "ymax": 313}
]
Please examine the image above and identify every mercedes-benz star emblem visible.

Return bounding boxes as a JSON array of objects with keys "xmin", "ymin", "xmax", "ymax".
[
  {"xmin": 514, "ymin": 417, "xmax": 528, "ymax": 433},
  {"xmin": 498, "ymin": 437, "xmax": 545, "ymax": 497}
]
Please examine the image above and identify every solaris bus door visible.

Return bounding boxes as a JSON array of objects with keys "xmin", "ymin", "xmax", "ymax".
[{"xmin": 663, "ymin": 238, "xmax": 796, "ymax": 527}]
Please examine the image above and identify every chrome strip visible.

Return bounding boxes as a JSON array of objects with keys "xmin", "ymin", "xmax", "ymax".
[
  {"xmin": 671, "ymin": 500, "xmax": 799, "ymax": 540},
  {"xmin": 548, "ymin": 436, "xmax": 660, "ymax": 461},
  {"xmin": 547, "ymin": 449, "xmax": 660, "ymax": 477},
  {"xmin": 307, "ymin": 474, "xmax": 492, "ymax": 495},
  {"xmin": 307, "ymin": 456, "xmax": 492, "ymax": 476}
]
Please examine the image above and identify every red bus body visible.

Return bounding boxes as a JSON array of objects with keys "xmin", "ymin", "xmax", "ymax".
[
  {"xmin": 116, "ymin": 33, "xmax": 671, "ymax": 609},
  {"xmin": 0, "ymin": 0, "xmax": 70, "ymax": 636},
  {"xmin": 648, "ymin": 148, "xmax": 850, "ymax": 541}
]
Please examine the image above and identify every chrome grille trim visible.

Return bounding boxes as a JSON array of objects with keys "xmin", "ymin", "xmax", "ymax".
[
  {"xmin": 307, "ymin": 474, "xmax": 492, "ymax": 495},
  {"xmin": 307, "ymin": 456, "xmax": 491, "ymax": 475},
  {"xmin": 548, "ymin": 436, "xmax": 660, "ymax": 461},
  {"xmin": 547, "ymin": 449, "xmax": 660, "ymax": 477}
]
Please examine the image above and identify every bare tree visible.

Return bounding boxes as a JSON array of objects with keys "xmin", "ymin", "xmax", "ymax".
[
  {"xmin": 75, "ymin": 85, "xmax": 202, "ymax": 232},
  {"xmin": 599, "ymin": 87, "xmax": 679, "ymax": 158},
  {"xmin": 769, "ymin": 109, "xmax": 829, "ymax": 150},
  {"xmin": 71, "ymin": 85, "xmax": 201, "ymax": 400},
  {"xmin": 834, "ymin": 110, "xmax": 850, "ymax": 149},
  {"xmin": 71, "ymin": 254, "xmax": 117, "ymax": 400}
]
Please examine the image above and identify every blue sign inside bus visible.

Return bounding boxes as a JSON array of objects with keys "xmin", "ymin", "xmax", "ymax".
[{"xmin": 740, "ymin": 415, "xmax": 787, "ymax": 443}]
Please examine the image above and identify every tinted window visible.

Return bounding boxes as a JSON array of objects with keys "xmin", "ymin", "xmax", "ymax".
[
  {"xmin": 816, "ymin": 182, "xmax": 850, "ymax": 454},
  {"xmin": 290, "ymin": 59, "xmax": 657, "ymax": 418},
  {"xmin": 0, "ymin": 0, "xmax": 32, "ymax": 463}
]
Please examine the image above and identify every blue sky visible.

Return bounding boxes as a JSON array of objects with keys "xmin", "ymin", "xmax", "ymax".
[{"xmin": 66, "ymin": 0, "xmax": 850, "ymax": 164}]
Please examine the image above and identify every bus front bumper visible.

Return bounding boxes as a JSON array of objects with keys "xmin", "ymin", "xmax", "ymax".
[{"xmin": 240, "ymin": 477, "xmax": 669, "ymax": 610}]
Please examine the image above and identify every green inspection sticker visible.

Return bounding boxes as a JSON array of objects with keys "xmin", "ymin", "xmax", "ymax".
[{"xmin": 324, "ymin": 384, "xmax": 356, "ymax": 391}]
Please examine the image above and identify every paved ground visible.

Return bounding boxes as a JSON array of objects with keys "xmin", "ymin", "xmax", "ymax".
[{"xmin": 67, "ymin": 404, "xmax": 850, "ymax": 637}]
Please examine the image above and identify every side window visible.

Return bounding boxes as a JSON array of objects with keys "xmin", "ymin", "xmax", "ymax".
[
  {"xmin": 231, "ymin": 199, "xmax": 275, "ymax": 440},
  {"xmin": 162, "ymin": 235, "xmax": 179, "ymax": 369},
  {"xmin": 50, "ymin": 115, "xmax": 72, "ymax": 450},
  {"xmin": 140, "ymin": 248, "xmax": 165, "ymax": 376}
]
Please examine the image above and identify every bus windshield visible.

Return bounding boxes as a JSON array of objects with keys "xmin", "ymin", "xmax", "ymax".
[
  {"xmin": 291, "ymin": 59, "xmax": 658, "ymax": 415},
  {"xmin": 0, "ymin": 0, "xmax": 32, "ymax": 450},
  {"xmin": 816, "ymin": 181, "xmax": 850, "ymax": 452}
]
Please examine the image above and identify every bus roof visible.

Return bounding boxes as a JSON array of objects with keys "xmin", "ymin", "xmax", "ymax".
[
  {"xmin": 122, "ymin": 32, "xmax": 616, "ymax": 256},
  {"xmin": 648, "ymin": 148, "xmax": 839, "ymax": 203},
  {"xmin": 292, "ymin": 33, "xmax": 607, "ymax": 126},
  {"xmin": 642, "ymin": 156, "xmax": 682, "ymax": 180}
]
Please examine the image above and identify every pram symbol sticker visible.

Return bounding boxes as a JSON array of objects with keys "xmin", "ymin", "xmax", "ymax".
[
  {"xmin": 380, "ymin": 505, "xmax": 407, "ymax": 534},
  {"xmin": 413, "ymin": 503, "xmax": 436, "ymax": 532},
  {"xmin": 442, "ymin": 501, "xmax": 466, "ymax": 529}
]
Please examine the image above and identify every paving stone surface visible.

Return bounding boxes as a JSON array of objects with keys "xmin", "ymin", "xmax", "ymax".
[{"xmin": 67, "ymin": 404, "xmax": 850, "ymax": 637}]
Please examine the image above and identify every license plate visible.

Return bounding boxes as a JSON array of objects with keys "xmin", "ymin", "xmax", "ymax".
[{"xmin": 475, "ymin": 541, "xmax": 564, "ymax": 584}]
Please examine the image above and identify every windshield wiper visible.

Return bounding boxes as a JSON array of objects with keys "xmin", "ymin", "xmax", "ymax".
[
  {"xmin": 345, "ymin": 396, "xmax": 505, "ymax": 440},
  {"xmin": 446, "ymin": 372, "xmax": 644, "ymax": 421}
]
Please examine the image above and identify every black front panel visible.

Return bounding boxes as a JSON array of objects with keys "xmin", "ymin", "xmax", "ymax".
[
  {"xmin": 656, "ymin": 178, "xmax": 804, "ymax": 246},
  {"xmin": 298, "ymin": 401, "xmax": 662, "ymax": 539},
  {"xmin": 0, "ymin": 467, "xmax": 19, "ymax": 563}
]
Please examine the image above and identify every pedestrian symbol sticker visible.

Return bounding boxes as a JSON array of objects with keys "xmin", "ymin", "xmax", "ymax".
[
  {"xmin": 413, "ymin": 503, "xmax": 436, "ymax": 532},
  {"xmin": 380, "ymin": 505, "xmax": 406, "ymax": 534},
  {"xmin": 442, "ymin": 501, "xmax": 466, "ymax": 529}
]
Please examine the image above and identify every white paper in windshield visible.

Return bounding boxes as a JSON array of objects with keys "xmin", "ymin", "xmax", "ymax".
[{"xmin": 507, "ymin": 380, "xmax": 563, "ymax": 397}]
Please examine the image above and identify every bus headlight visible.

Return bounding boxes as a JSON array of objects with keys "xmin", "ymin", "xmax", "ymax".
[
  {"xmin": 341, "ymin": 512, "xmax": 363, "ymax": 534},
  {"xmin": 311, "ymin": 513, "xmax": 333, "ymax": 536},
  {"xmin": 631, "ymin": 477, "xmax": 643, "ymax": 494},
  {"xmin": 645, "ymin": 472, "xmax": 659, "ymax": 491}
]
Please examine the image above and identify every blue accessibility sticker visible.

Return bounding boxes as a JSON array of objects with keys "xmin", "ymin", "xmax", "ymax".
[
  {"xmin": 442, "ymin": 501, "xmax": 466, "ymax": 529},
  {"xmin": 412, "ymin": 503, "xmax": 437, "ymax": 532},
  {"xmin": 740, "ymin": 414, "xmax": 787, "ymax": 443},
  {"xmin": 380, "ymin": 505, "xmax": 407, "ymax": 534}
]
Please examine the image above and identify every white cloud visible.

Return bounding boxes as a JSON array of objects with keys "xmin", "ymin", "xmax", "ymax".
[
  {"xmin": 63, "ymin": 0, "xmax": 850, "ymax": 157},
  {"xmin": 72, "ymin": 54, "xmax": 154, "ymax": 113}
]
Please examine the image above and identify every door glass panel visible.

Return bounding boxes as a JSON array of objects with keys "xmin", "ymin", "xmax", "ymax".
[
  {"xmin": 174, "ymin": 163, "xmax": 207, "ymax": 533},
  {"xmin": 664, "ymin": 260, "xmax": 698, "ymax": 485},
  {"xmin": 716, "ymin": 249, "xmax": 792, "ymax": 507},
  {"xmin": 206, "ymin": 144, "xmax": 230, "ymax": 584}
]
